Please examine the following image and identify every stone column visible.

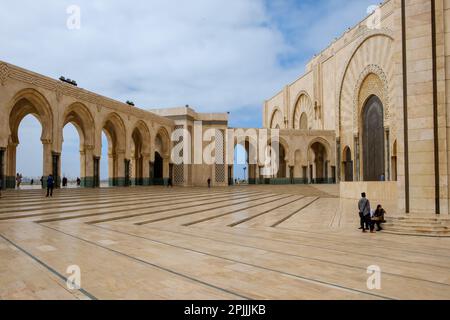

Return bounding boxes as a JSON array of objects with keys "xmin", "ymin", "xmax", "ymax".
[
  {"xmin": 163, "ymin": 156, "xmax": 170, "ymax": 185},
  {"xmin": 116, "ymin": 150, "xmax": 126, "ymax": 186},
  {"xmin": 336, "ymin": 138, "xmax": 341, "ymax": 183},
  {"xmin": 142, "ymin": 153, "xmax": 150, "ymax": 186},
  {"xmin": 385, "ymin": 127, "xmax": 390, "ymax": 181},
  {"xmin": 6, "ymin": 143, "xmax": 17, "ymax": 188},
  {"xmin": 82, "ymin": 145, "xmax": 95, "ymax": 187},
  {"xmin": 0, "ymin": 147, "xmax": 5, "ymax": 190},
  {"xmin": 42, "ymin": 140, "xmax": 53, "ymax": 188},
  {"xmin": 52, "ymin": 152, "xmax": 61, "ymax": 188},
  {"xmin": 354, "ymin": 134, "xmax": 360, "ymax": 181}
]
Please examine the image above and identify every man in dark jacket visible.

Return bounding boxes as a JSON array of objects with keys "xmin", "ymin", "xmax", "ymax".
[
  {"xmin": 46, "ymin": 174, "xmax": 55, "ymax": 197},
  {"xmin": 358, "ymin": 192, "xmax": 371, "ymax": 233}
]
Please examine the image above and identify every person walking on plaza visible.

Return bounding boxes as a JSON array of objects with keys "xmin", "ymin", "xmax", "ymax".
[
  {"xmin": 62, "ymin": 176, "xmax": 68, "ymax": 188},
  {"xmin": 358, "ymin": 192, "xmax": 372, "ymax": 233},
  {"xmin": 40, "ymin": 176, "xmax": 44, "ymax": 188},
  {"xmin": 207, "ymin": 178, "xmax": 211, "ymax": 188},
  {"xmin": 46, "ymin": 174, "xmax": 55, "ymax": 198},
  {"xmin": 30, "ymin": 179, "xmax": 34, "ymax": 186},
  {"xmin": 76, "ymin": 177, "xmax": 81, "ymax": 187}
]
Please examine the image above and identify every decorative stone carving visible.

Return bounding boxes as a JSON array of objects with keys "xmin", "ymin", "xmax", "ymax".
[
  {"xmin": 353, "ymin": 64, "xmax": 389, "ymax": 133},
  {"xmin": 336, "ymin": 29, "xmax": 394, "ymax": 134},
  {"xmin": 55, "ymin": 82, "xmax": 64, "ymax": 102},
  {"xmin": 0, "ymin": 63, "xmax": 10, "ymax": 86}
]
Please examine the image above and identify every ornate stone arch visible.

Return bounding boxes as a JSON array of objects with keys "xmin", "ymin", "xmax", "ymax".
[
  {"xmin": 307, "ymin": 137, "xmax": 332, "ymax": 162},
  {"xmin": 292, "ymin": 91, "xmax": 313, "ymax": 130},
  {"xmin": 269, "ymin": 107, "xmax": 284, "ymax": 129},
  {"xmin": 155, "ymin": 126, "xmax": 171, "ymax": 158},
  {"xmin": 131, "ymin": 120, "xmax": 151, "ymax": 155},
  {"xmin": 8, "ymin": 88, "xmax": 54, "ymax": 144},
  {"xmin": 336, "ymin": 29, "xmax": 394, "ymax": 135},
  {"xmin": 102, "ymin": 112, "xmax": 126, "ymax": 153},
  {"xmin": 354, "ymin": 65, "xmax": 389, "ymax": 133},
  {"xmin": 62, "ymin": 102, "xmax": 95, "ymax": 148}
]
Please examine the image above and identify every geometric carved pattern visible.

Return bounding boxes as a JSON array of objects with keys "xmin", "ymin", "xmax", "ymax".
[
  {"xmin": 173, "ymin": 125, "xmax": 184, "ymax": 185},
  {"xmin": 354, "ymin": 64, "xmax": 389, "ymax": 131},
  {"xmin": 293, "ymin": 92, "xmax": 313, "ymax": 130},
  {"xmin": 0, "ymin": 61, "xmax": 172, "ymax": 126},
  {"xmin": 215, "ymin": 164, "xmax": 225, "ymax": 183},
  {"xmin": 174, "ymin": 164, "xmax": 184, "ymax": 185},
  {"xmin": 0, "ymin": 63, "xmax": 9, "ymax": 86},
  {"xmin": 215, "ymin": 129, "xmax": 225, "ymax": 183},
  {"xmin": 336, "ymin": 29, "xmax": 394, "ymax": 135}
]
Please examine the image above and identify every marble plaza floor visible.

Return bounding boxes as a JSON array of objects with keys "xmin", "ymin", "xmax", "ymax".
[{"xmin": 0, "ymin": 185, "xmax": 449, "ymax": 300}]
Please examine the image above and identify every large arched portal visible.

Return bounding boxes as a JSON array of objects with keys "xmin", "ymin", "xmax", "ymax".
[{"xmin": 362, "ymin": 95, "xmax": 385, "ymax": 181}]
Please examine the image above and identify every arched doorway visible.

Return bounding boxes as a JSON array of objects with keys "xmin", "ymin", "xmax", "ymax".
[
  {"xmin": 16, "ymin": 115, "xmax": 43, "ymax": 189},
  {"xmin": 233, "ymin": 143, "xmax": 248, "ymax": 184},
  {"xmin": 362, "ymin": 95, "xmax": 385, "ymax": 181},
  {"xmin": 154, "ymin": 151, "xmax": 163, "ymax": 183},
  {"xmin": 277, "ymin": 144, "xmax": 287, "ymax": 179},
  {"xmin": 310, "ymin": 142, "xmax": 328, "ymax": 184},
  {"xmin": 61, "ymin": 123, "xmax": 80, "ymax": 187},
  {"xmin": 343, "ymin": 147, "xmax": 353, "ymax": 182},
  {"xmin": 153, "ymin": 129, "xmax": 170, "ymax": 185}
]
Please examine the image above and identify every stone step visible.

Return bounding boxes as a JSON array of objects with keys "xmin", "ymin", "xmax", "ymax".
[
  {"xmin": 382, "ymin": 228, "xmax": 450, "ymax": 237},
  {"xmin": 384, "ymin": 223, "xmax": 447, "ymax": 229},
  {"xmin": 383, "ymin": 216, "xmax": 450, "ymax": 237}
]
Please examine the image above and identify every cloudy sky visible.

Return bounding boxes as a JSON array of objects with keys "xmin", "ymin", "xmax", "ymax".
[{"xmin": 1, "ymin": 0, "xmax": 376, "ymax": 179}]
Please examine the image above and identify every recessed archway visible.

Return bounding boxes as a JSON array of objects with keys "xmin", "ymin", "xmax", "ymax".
[
  {"xmin": 131, "ymin": 121, "xmax": 150, "ymax": 186},
  {"xmin": 362, "ymin": 95, "xmax": 385, "ymax": 181},
  {"xmin": 62, "ymin": 103, "xmax": 95, "ymax": 187},
  {"xmin": 343, "ymin": 146, "xmax": 353, "ymax": 182},
  {"xmin": 309, "ymin": 141, "xmax": 328, "ymax": 184},
  {"xmin": 153, "ymin": 127, "xmax": 170, "ymax": 185},
  {"xmin": 102, "ymin": 113, "xmax": 126, "ymax": 187}
]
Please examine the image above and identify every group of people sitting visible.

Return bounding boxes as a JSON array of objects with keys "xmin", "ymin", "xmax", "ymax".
[{"xmin": 358, "ymin": 192, "xmax": 386, "ymax": 233}]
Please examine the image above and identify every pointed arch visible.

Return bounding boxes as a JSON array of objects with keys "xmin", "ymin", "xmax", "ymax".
[
  {"xmin": 8, "ymin": 88, "xmax": 53, "ymax": 144},
  {"xmin": 269, "ymin": 108, "xmax": 283, "ymax": 129},
  {"xmin": 292, "ymin": 92, "xmax": 313, "ymax": 130}
]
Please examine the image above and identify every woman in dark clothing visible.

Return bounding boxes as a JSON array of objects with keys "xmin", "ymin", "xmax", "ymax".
[{"xmin": 373, "ymin": 205, "xmax": 386, "ymax": 231}]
